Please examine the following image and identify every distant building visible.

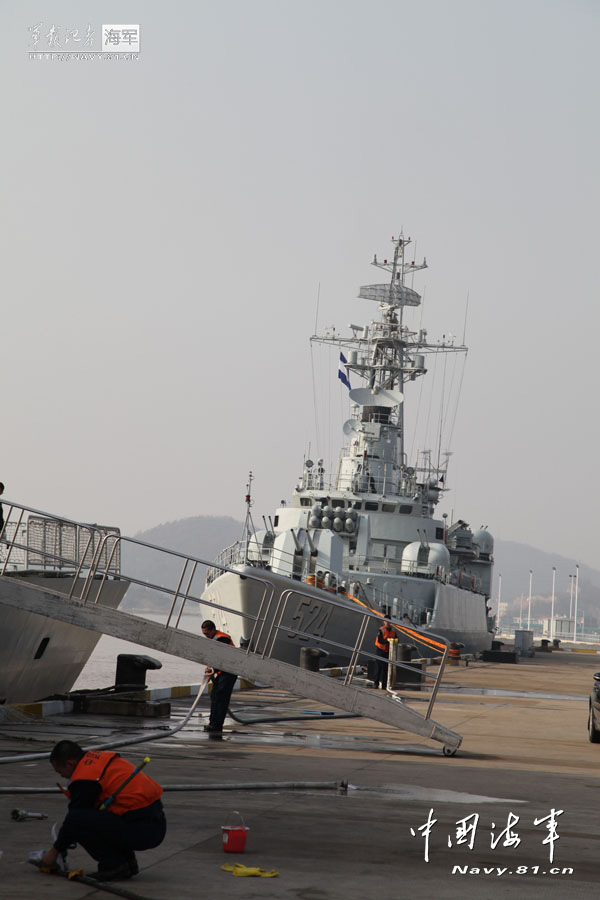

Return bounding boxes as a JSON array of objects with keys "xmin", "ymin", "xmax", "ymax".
[{"xmin": 543, "ymin": 616, "xmax": 575, "ymax": 639}]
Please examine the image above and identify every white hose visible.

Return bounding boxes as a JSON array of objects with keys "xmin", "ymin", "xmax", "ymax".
[{"xmin": 0, "ymin": 678, "xmax": 209, "ymax": 766}]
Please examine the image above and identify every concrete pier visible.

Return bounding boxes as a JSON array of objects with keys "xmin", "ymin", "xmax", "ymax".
[{"xmin": 1, "ymin": 651, "xmax": 599, "ymax": 899}]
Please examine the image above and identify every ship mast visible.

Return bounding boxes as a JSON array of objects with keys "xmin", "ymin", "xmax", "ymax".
[
  {"xmin": 365, "ymin": 233, "xmax": 418, "ymax": 463},
  {"xmin": 310, "ymin": 234, "xmax": 466, "ymax": 499}
]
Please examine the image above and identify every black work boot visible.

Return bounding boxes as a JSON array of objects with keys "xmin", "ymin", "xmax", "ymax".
[{"xmin": 89, "ymin": 860, "xmax": 135, "ymax": 881}]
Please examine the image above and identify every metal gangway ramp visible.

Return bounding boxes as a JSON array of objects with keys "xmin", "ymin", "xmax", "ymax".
[{"xmin": 0, "ymin": 500, "xmax": 462, "ymax": 755}]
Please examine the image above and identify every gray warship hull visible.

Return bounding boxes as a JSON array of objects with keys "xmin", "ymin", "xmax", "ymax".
[
  {"xmin": 0, "ymin": 571, "xmax": 129, "ymax": 704},
  {"xmin": 203, "ymin": 567, "xmax": 492, "ymax": 666}
]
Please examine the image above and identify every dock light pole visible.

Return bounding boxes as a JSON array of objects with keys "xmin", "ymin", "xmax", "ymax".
[
  {"xmin": 574, "ymin": 565, "xmax": 579, "ymax": 642},
  {"xmin": 527, "ymin": 570, "xmax": 533, "ymax": 630},
  {"xmin": 550, "ymin": 566, "xmax": 556, "ymax": 642},
  {"xmin": 569, "ymin": 575, "xmax": 574, "ymax": 618}
]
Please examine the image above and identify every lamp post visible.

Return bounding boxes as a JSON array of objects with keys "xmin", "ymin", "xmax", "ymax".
[
  {"xmin": 569, "ymin": 574, "xmax": 574, "ymax": 618},
  {"xmin": 527, "ymin": 570, "xmax": 533, "ymax": 630},
  {"xmin": 550, "ymin": 566, "xmax": 556, "ymax": 642},
  {"xmin": 574, "ymin": 564, "xmax": 579, "ymax": 643}
]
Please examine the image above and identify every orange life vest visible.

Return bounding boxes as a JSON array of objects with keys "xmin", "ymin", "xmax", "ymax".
[
  {"xmin": 215, "ymin": 630, "xmax": 234, "ymax": 645},
  {"xmin": 70, "ymin": 750, "xmax": 162, "ymax": 816},
  {"xmin": 375, "ymin": 625, "xmax": 396, "ymax": 652},
  {"xmin": 212, "ymin": 630, "xmax": 234, "ymax": 675}
]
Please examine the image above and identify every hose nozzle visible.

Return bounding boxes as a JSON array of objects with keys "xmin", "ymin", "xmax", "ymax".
[{"xmin": 11, "ymin": 808, "xmax": 48, "ymax": 821}]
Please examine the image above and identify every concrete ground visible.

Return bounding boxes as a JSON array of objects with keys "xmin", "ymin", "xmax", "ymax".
[{"xmin": 1, "ymin": 649, "xmax": 600, "ymax": 899}]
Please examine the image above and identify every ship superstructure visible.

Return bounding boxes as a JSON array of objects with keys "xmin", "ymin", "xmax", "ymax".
[{"xmin": 203, "ymin": 235, "xmax": 495, "ymax": 659}]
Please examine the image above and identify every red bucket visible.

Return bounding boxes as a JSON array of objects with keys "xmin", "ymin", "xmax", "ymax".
[{"xmin": 222, "ymin": 810, "xmax": 249, "ymax": 853}]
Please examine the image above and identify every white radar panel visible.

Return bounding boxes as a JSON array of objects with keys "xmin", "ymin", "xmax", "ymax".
[
  {"xmin": 358, "ymin": 283, "xmax": 421, "ymax": 307},
  {"xmin": 349, "ymin": 388, "xmax": 404, "ymax": 407}
]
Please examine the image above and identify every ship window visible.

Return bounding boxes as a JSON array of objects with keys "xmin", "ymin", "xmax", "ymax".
[
  {"xmin": 34, "ymin": 637, "xmax": 50, "ymax": 660},
  {"xmin": 300, "ymin": 499, "xmax": 312, "ymax": 507},
  {"xmin": 273, "ymin": 516, "xmax": 279, "ymax": 526},
  {"xmin": 352, "ymin": 502, "xmax": 362, "ymax": 510},
  {"xmin": 365, "ymin": 502, "xmax": 378, "ymax": 511},
  {"xmin": 382, "ymin": 503, "xmax": 395, "ymax": 513},
  {"xmin": 399, "ymin": 505, "xmax": 413, "ymax": 514},
  {"xmin": 436, "ymin": 527, "xmax": 444, "ymax": 540}
]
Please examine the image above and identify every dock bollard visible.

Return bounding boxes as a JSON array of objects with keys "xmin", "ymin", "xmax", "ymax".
[
  {"xmin": 299, "ymin": 648, "xmax": 327, "ymax": 672},
  {"xmin": 448, "ymin": 643, "xmax": 461, "ymax": 666}
]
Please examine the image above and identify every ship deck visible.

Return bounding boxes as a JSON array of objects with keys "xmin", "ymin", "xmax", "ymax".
[{"xmin": 1, "ymin": 649, "xmax": 599, "ymax": 898}]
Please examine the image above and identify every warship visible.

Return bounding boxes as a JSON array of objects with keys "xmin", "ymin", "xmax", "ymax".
[
  {"xmin": 0, "ymin": 509, "xmax": 128, "ymax": 703},
  {"xmin": 203, "ymin": 234, "xmax": 495, "ymax": 663}
]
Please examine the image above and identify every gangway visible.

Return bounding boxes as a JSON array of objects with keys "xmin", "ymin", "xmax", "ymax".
[{"xmin": 0, "ymin": 500, "xmax": 462, "ymax": 755}]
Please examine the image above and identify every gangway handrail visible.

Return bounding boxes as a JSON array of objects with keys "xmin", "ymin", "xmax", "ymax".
[
  {"xmin": 86, "ymin": 530, "xmax": 279, "ymax": 637},
  {"xmin": 0, "ymin": 497, "xmax": 451, "ymax": 726}
]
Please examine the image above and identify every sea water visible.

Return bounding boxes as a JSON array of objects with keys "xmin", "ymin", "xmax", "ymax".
[{"xmin": 72, "ymin": 612, "xmax": 208, "ymax": 692}]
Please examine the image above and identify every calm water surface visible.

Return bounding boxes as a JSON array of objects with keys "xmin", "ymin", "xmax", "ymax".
[{"xmin": 72, "ymin": 612, "xmax": 207, "ymax": 691}]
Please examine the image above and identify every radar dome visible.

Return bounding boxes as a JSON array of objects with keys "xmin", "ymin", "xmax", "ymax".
[
  {"xmin": 402, "ymin": 541, "xmax": 450, "ymax": 569},
  {"xmin": 427, "ymin": 543, "xmax": 451, "ymax": 568},
  {"xmin": 473, "ymin": 529, "xmax": 494, "ymax": 557},
  {"xmin": 402, "ymin": 542, "xmax": 425, "ymax": 565}
]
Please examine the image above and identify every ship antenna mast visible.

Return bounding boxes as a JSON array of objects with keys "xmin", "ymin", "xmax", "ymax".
[
  {"xmin": 390, "ymin": 234, "xmax": 407, "ymax": 459},
  {"xmin": 242, "ymin": 471, "xmax": 257, "ymax": 564},
  {"xmin": 391, "ymin": 233, "xmax": 404, "ymax": 324}
]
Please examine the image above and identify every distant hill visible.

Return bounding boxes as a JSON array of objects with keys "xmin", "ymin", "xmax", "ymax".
[
  {"xmin": 120, "ymin": 515, "xmax": 242, "ymax": 611},
  {"xmin": 119, "ymin": 515, "xmax": 600, "ymax": 624},
  {"xmin": 493, "ymin": 539, "xmax": 600, "ymax": 625}
]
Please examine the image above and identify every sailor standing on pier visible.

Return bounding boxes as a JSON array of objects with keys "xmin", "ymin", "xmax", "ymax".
[
  {"xmin": 201, "ymin": 620, "xmax": 237, "ymax": 734},
  {"xmin": 373, "ymin": 620, "xmax": 396, "ymax": 689}
]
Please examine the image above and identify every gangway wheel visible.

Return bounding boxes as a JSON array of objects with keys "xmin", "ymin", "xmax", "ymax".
[{"xmin": 442, "ymin": 745, "xmax": 457, "ymax": 757}]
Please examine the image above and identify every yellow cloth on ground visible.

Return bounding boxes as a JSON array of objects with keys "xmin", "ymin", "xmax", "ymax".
[{"xmin": 221, "ymin": 863, "xmax": 279, "ymax": 877}]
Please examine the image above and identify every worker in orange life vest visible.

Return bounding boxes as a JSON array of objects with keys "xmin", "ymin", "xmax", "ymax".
[
  {"xmin": 373, "ymin": 620, "xmax": 396, "ymax": 689},
  {"xmin": 201, "ymin": 619, "xmax": 237, "ymax": 735},
  {"xmin": 40, "ymin": 740, "xmax": 166, "ymax": 882}
]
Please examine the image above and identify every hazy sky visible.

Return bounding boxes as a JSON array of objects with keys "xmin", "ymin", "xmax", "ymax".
[{"xmin": 2, "ymin": 1, "xmax": 598, "ymax": 571}]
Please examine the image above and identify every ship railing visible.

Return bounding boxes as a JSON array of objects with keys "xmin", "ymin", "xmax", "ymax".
[
  {"xmin": 207, "ymin": 540, "xmax": 342, "ymax": 590},
  {"xmin": 334, "ymin": 468, "xmax": 408, "ymax": 496},
  {"xmin": 0, "ymin": 500, "xmax": 121, "ymax": 582},
  {"xmin": 206, "ymin": 541, "xmax": 249, "ymax": 583},
  {"xmin": 208, "ymin": 540, "xmax": 445, "ymax": 623},
  {"xmin": 206, "ymin": 541, "xmax": 305, "ymax": 585},
  {"xmin": 399, "ymin": 560, "xmax": 452, "ymax": 582},
  {"xmin": 0, "ymin": 498, "xmax": 452, "ymax": 722}
]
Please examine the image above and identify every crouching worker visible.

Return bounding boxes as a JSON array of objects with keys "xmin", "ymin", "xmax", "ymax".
[{"xmin": 40, "ymin": 740, "xmax": 166, "ymax": 882}]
